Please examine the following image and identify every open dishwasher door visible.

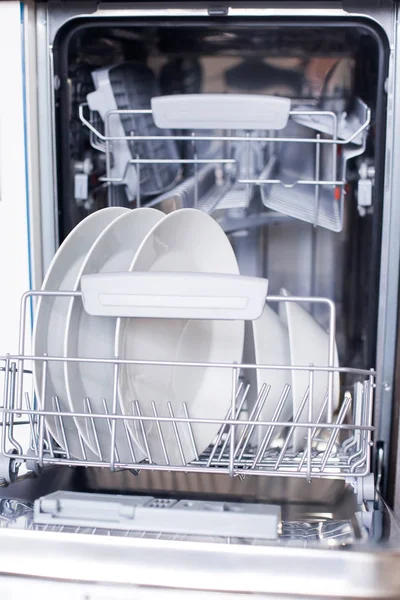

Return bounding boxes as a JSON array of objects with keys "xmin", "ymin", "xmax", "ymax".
[{"xmin": 0, "ymin": 477, "xmax": 400, "ymax": 598}]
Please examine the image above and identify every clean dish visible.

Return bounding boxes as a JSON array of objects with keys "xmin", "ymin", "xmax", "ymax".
[
  {"xmin": 33, "ymin": 207, "xmax": 128, "ymax": 459},
  {"xmin": 64, "ymin": 207, "xmax": 165, "ymax": 462},
  {"xmin": 115, "ymin": 208, "xmax": 245, "ymax": 465},
  {"xmin": 243, "ymin": 303, "xmax": 292, "ymax": 449},
  {"xmin": 279, "ymin": 289, "xmax": 340, "ymax": 452}
]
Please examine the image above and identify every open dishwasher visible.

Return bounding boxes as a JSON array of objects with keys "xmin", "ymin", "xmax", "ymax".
[{"xmin": 1, "ymin": 0, "xmax": 400, "ymax": 597}]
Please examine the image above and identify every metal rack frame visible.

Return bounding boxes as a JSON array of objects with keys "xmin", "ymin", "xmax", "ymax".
[
  {"xmin": 0, "ymin": 290, "xmax": 375, "ymax": 482},
  {"xmin": 79, "ymin": 99, "xmax": 370, "ymax": 231}
]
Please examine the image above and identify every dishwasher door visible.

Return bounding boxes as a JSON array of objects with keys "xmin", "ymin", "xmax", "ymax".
[
  {"xmin": 1, "ymin": 511, "xmax": 400, "ymax": 599},
  {"xmin": 0, "ymin": 465, "xmax": 398, "ymax": 598}
]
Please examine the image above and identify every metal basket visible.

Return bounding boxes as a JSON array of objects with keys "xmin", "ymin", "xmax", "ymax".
[
  {"xmin": 80, "ymin": 93, "xmax": 370, "ymax": 231},
  {"xmin": 0, "ymin": 281, "xmax": 374, "ymax": 483}
]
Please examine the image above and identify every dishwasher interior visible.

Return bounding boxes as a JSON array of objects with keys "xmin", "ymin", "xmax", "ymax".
[
  {"xmin": 56, "ymin": 17, "xmax": 385, "ymax": 366},
  {"xmin": 1, "ymin": 6, "xmax": 399, "ymax": 587}
]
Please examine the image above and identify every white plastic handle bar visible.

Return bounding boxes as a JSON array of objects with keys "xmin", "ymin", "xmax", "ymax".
[
  {"xmin": 80, "ymin": 272, "xmax": 268, "ymax": 320},
  {"xmin": 151, "ymin": 94, "xmax": 291, "ymax": 131}
]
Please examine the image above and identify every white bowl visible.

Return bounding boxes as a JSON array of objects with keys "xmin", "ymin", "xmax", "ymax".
[
  {"xmin": 64, "ymin": 207, "xmax": 165, "ymax": 462},
  {"xmin": 115, "ymin": 208, "xmax": 245, "ymax": 465},
  {"xmin": 33, "ymin": 207, "xmax": 128, "ymax": 459},
  {"xmin": 243, "ymin": 303, "xmax": 292, "ymax": 449},
  {"xmin": 279, "ymin": 289, "xmax": 340, "ymax": 452}
]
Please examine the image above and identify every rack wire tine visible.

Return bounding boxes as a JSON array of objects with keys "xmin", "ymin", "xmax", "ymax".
[
  {"xmin": 102, "ymin": 399, "xmax": 120, "ymax": 464},
  {"xmin": 206, "ymin": 406, "xmax": 231, "ymax": 466},
  {"xmin": 1, "ymin": 356, "xmax": 10, "ymax": 459},
  {"xmin": 44, "ymin": 422, "xmax": 55, "ymax": 459},
  {"xmin": 297, "ymin": 391, "xmax": 328, "ymax": 471},
  {"xmin": 365, "ymin": 375, "xmax": 374, "ymax": 464},
  {"xmin": 8, "ymin": 361, "xmax": 16, "ymax": 413},
  {"xmin": 37, "ymin": 359, "xmax": 48, "ymax": 467},
  {"xmin": 237, "ymin": 381, "xmax": 249, "ymax": 410},
  {"xmin": 192, "ymin": 132, "xmax": 198, "ymax": 208},
  {"xmin": 320, "ymin": 392, "xmax": 352, "ymax": 471},
  {"xmin": 110, "ymin": 361, "xmax": 120, "ymax": 470},
  {"xmin": 105, "ymin": 398, "xmax": 137, "ymax": 464},
  {"xmin": 152, "ymin": 401, "xmax": 169, "ymax": 465},
  {"xmin": 347, "ymin": 444, "xmax": 363, "ymax": 467},
  {"xmin": 16, "ymin": 357, "xmax": 24, "ymax": 414},
  {"xmin": 53, "ymin": 396, "xmax": 70, "ymax": 460},
  {"xmin": 232, "ymin": 383, "xmax": 252, "ymax": 458},
  {"xmin": 229, "ymin": 366, "xmax": 239, "ymax": 477},
  {"xmin": 77, "ymin": 428, "xmax": 87, "ymax": 461},
  {"xmin": 167, "ymin": 401, "xmax": 186, "ymax": 465},
  {"xmin": 216, "ymin": 381, "xmax": 249, "ymax": 463},
  {"xmin": 350, "ymin": 443, "xmax": 369, "ymax": 473},
  {"xmin": 24, "ymin": 392, "xmax": 38, "ymax": 455},
  {"xmin": 236, "ymin": 383, "xmax": 270, "ymax": 460},
  {"xmin": 182, "ymin": 402, "xmax": 199, "ymax": 461},
  {"xmin": 275, "ymin": 386, "xmax": 311, "ymax": 471},
  {"xmin": 306, "ymin": 367, "xmax": 315, "ymax": 482},
  {"xmin": 206, "ymin": 382, "xmax": 245, "ymax": 466},
  {"xmin": 252, "ymin": 384, "xmax": 291, "ymax": 468},
  {"xmin": 359, "ymin": 381, "xmax": 370, "ymax": 453},
  {"xmin": 84, "ymin": 398, "xmax": 102, "ymax": 461},
  {"xmin": 7, "ymin": 363, "xmax": 23, "ymax": 454},
  {"xmin": 341, "ymin": 384, "xmax": 361, "ymax": 454},
  {"xmin": 345, "ymin": 393, "xmax": 366, "ymax": 461},
  {"xmin": 40, "ymin": 407, "xmax": 55, "ymax": 459},
  {"xmin": 136, "ymin": 152, "xmax": 141, "ymax": 208},
  {"xmin": 121, "ymin": 417, "xmax": 138, "ymax": 464},
  {"xmin": 133, "ymin": 401, "xmax": 152, "ymax": 464},
  {"xmin": 313, "ymin": 134, "xmax": 321, "ymax": 227}
]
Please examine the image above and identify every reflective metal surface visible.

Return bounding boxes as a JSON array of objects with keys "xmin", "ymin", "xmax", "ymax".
[
  {"xmin": 0, "ymin": 493, "xmax": 397, "ymax": 598},
  {"xmin": 0, "ymin": 464, "xmax": 397, "ymax": 598}
]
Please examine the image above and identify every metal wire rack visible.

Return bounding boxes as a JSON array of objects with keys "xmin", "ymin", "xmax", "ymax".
[
  {"xmin": 0, "ymin": 288, "xmax": 375, "ymax": 482},
  {"xmin": 0, "ymin": 498, "xmax": 360, "ymax": 548},
  {"xmin": 28, "ymin": 519, "xmax": 358, "ymax": 547},
  {"xmin": 79, "ymin": 96, "xmax": 370, "ymax": 231}
]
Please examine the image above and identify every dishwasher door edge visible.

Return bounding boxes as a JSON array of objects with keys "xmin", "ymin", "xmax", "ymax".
[{"xmin": 0, "ymin": 527, "xmax": 400, "ymax": 598}]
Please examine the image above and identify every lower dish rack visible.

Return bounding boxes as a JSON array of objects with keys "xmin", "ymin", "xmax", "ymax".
[{"xmin": 0, "ymin": 277, "xmax": 374, "ymax": 486}]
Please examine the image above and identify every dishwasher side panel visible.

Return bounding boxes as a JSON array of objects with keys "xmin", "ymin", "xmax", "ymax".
[{"xmin": 0, "ymin": 1, "xmax": 36, "ymax": 355}]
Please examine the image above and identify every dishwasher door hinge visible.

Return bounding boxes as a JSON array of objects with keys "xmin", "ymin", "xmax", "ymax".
[{"xmin": 346, "ymin": 473, "xmax": 376, "ymax": 505}]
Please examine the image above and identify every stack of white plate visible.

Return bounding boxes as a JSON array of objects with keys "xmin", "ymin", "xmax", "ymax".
[
  {"xmin": 244, "ymin": 289, "xmax": 340, "ymax": 453},
  {"xmin": 33, "ymin": 206, "xmax": 340, "ymax": 465},
  {"xmin": 33, "ymin": 207, "xmax": 245, "ymax": 465}
]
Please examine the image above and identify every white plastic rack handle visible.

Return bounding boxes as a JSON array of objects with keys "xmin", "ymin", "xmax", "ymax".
[
  {"xmin": 80, "ymin": 272, "xmax": 268, "ymax": 320},
  {"xmin": 151, "ymin": 94, "xmax": 291, "ymax": 131}
]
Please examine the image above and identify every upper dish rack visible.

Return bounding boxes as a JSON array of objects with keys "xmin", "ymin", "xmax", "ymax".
[
  {"xmin": 79, "ymin": 93, "xmax": 371, "ymax": 232},
  {"xmin": 0, "ymin": 273, "xmax": 374, "ymax": 485}
]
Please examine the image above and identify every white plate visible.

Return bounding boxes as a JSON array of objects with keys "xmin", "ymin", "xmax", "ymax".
[
  {"xmin": 243, "ymin": 303, "xmax": 292, "ymax": 449},
  {"xmin": 115, "ymin": 208, "xmax": 245, "ymax": 465},
  {"xmin": 279, "ymin": 289, "xmax": 340, "ymax": 452},
  {"xmin": 33, "ymin": 207, "xmax": 128, "ymax": 459},
  {"xmin": 64, "ymin": 207, "xmax": 165, "ymax": 462}
]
